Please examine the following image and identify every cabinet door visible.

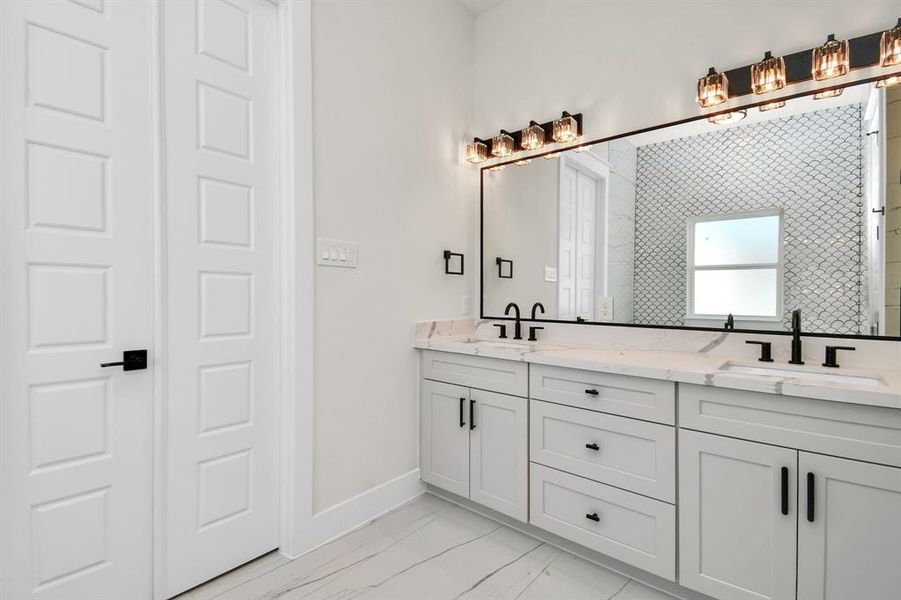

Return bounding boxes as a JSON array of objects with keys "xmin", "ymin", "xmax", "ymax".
[
  {"xmin": 679, "ymin": 430, "xmax": 797, "ymax": 600},
  {"xmin": 420, "ymin": 380, "xmax": 470, "ymax": 497},
  {"xmin": 798, "ymin": 453, "xmax": 901, "ymax": 600},
  {"xmin": 470, "ymin": 389, "xmax": 528, "ymax": 521}
]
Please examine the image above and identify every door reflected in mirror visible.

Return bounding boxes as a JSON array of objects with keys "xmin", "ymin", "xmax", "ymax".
[{"xmin": 482, "ymin": 82, "xmax": 901, "ymax": 338}]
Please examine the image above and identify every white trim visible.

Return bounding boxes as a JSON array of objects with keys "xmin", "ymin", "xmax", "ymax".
[{"xmin": 282, "ymin": 469, "xmax": 426, "ymax": 558}]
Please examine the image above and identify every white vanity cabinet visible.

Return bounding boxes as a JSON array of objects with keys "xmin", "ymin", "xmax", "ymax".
[
  {"xmin": 679, "ymin": 384, "xmax": 901, "ymax": 600},
  {"xmin": 419, "ymin": 351, "xmax": 529, "ymax": 521}
]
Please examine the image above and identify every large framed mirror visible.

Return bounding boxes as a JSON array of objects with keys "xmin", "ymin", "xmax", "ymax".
[{"xmin": 481, "ymin": 80, "xmax": 901, "ymax": 338}]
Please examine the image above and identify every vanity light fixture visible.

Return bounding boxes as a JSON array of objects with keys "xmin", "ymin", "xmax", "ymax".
[
  {"xmin": 812, "ymin": 34, "xmax": 850, "ymax": 80},
  {"xmin": 813, "ymin": 88, "xmax": 843, "ymax": 99},
  {"xmin": 696, "ymin": 67, "xmax": 729, "ymax": 107},
  {"xmin": 707, "ymin": 110, "xmax": 747, "ymax": 124},
  {"xmin": 881, "ymin": 18, "xmax": 901, "ymax": 67},
  {"xmin": 491, "ymin": 131, "xmax": 514, "ymax": 157},
  {"xmin": 552, "ymin": 112, "xmax": 579, "ymax": 143},
  {"xmin": 520, "ymin": 121, "xmax": 546, "ymax": 150},
  {"xmin": 751, "ymin": 51, "xmax": 786, "ymax": 94},
  {"xmin": 758, "ymin": 100, "xmax": 785, "ymax": 112},
  {"xmin": 876, "ymin": 75, "xmax": 900, "ymax": 88},
  {"xmin": 465, "ymin": 138, "xmax": 488, "ymax": 164}
]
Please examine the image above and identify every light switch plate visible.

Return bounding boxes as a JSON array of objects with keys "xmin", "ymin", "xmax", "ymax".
[
  {"xmin": 544, "ymin": 266, "xmax": 558, "ymax": 282},
  {"xmin": 598, "ymin": 296, "xmax": 614, "ymax": 321},
  {"xmin": 317, "ymin": 238, "xmax": 357, "ymax": 268}
]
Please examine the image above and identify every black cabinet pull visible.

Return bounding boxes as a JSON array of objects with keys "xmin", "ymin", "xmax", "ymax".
[
  {"xmin": 459, "ymin": 397, "xmax": 466, "ymax": 428},
  {"xmin": 585, "ymin": 442, "xmax": 600, "ymax": 451},
  {"xmin": 584, "ymin": 389, "xmax": 599, "ymax": 396},
  {"xmin": 780, "ymin": 466, "xmax": 789, "ymax": 515},
  {"xmin": 585, "ymin": 512, "xmax": 600, "ymax": 522},
  {"xmin": 470, "ymin": 399, "xmax": 476, "ymax": 430},
  {"xmin": 100, "ymin": 349, "xmax": 148, "ymax": 371},
  {"xmin": 806, "ymin": 472, "xmax": 815, "ymax": 522}
]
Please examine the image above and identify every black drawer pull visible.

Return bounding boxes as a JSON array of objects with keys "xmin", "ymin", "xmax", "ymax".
[
  {"xmin": 806, "ymin": 472, "xmax": 815, "ymax": 522},
  {"xmin": 585, "ymin": 512, "xmax": 600, "ymax": 522},
  {"xmin": 459, "ymin": 397, "xmax": 466, "ymax": 428},
  {"xmin": 780, "ymin": 466, "xmax": 789, "ymax": 516},
  {"xmin": 585, "ymin": 443, "xmax": 600, "ymax": 451},
  {"xmin": 584, "ymin": 389, "xmax": 599, "ymax": 396},
  {"xmin": 470, "ymin": 399, "xmax": 476, "ymax": 430}
]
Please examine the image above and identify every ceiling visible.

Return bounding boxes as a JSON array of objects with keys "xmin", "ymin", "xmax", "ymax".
[{"xmin": 459, "ymin": 0, "xmax": 505, "ymax": 15}]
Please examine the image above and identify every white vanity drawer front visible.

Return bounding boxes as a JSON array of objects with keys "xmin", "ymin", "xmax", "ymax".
[
  {"xmin": 421, "ymin": 350, "xmax": 528, "ymax": 397},
  {"xmin": 529, "ymin": 463, "xmax": 676, "ymax": 580},
  {"xmin": 529, "ymin": 365, "xmax": 675, "ymax": 424},
  {"xmin": 530, "ymin": 400, "xmax": 675, "ymax": 502},
  {"xmin": 680, "ymin": 384, "xmax": 901, "ymax": 467}
]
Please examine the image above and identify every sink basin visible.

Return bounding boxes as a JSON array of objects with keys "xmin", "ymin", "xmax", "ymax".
[
  {"xmin": 720, "ymin": 362, "xmax": 884, "ymax": 387},
  {"xmin": 470, "ymin": 340, "xmax": 534, "ymax": 350}
]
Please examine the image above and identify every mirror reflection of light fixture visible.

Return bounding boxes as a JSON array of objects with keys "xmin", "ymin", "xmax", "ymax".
[
  {"xmin": 520, "ymin": 122, "xmax": 546, "ymax": 150},
  {"xmin": 696, "ymin": 67, "xmax": 729, "ymax": 107},
  {"xmin": 487, "ymin": 164, "xmax": 506, "ymax": 171},
  {"xmin": 491, "ymin": 131, "xmax": 514, "ymax": 157},
  {"xmin": 812, "ymin": 34, "xmax": 850, "ymax": 80},
  {"xmin": 876, "ymin": 75, "xmax": 901, "ymax": 88},
  {"xmin": 543, "ymin": 152, "xmax": 561, "ymax": 160},
  {"xmin": 707, "ymin": 110, "xmax": 747, "ymax": 125},
  {"xmin": 881, "ymin": 18, "xmax": 901, "ymax": 67},
  {"xmin": 465, "ymin": 138, "xmax": 488, "ymax": 164},
  {"xmin": 758, "ymin": 100, "xmax": 785, "ymax": 112},
  {"xmin": 514, "ymin": 158, "xmax": 532, "ymax": 166},
  {"xmin": 552, "ymin": 112, "xmax": 579, "ymax": 143},
  {"xmin": 813, "ymin": 88, "xmax": 843, "ymax": 100},
  {"xmin": 751, "ymin": 51, "xmax": 786, "ymax": 94}
]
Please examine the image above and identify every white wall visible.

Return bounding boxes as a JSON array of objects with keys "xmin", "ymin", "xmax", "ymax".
[
  {"xmin": 311, "ymin": 0, "xmax": 476, "ymax": 511},
  {"xmin": 473, "ymin": 2, "xmax": 900, "ymax": 140}
]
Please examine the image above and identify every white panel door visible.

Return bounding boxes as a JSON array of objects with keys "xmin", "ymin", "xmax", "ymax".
[
  {"xmin": 575, "ymin": 171, "xmax": 597, "ymax": 319},
  {"xmin": 679, "ymin": 430, "xmax": 797, "ymax": 600},
  {"xmin": 420, "ymin": 380, "xmax": 471, "ymax": 497},
  {"xmin": 162, "ymin": 0, "xmax": 280, "ymax": 596},
  {"xmin": 558, "ymin": 164, "xmax": 577, "ymax": 320},
  {"xmin": 0, "ymin": 1, "xmax": 155, "ymax": 598},
  {"xmin": 798, "ymin": 453, "xmax": 901, "ymax": 600},
  {"xmin": 469, "ymin": 389, "xmax": 528, "ymax": 521}
]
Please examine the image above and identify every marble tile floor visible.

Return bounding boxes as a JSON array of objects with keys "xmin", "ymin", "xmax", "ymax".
[{"xmin": 175, "ymin": 493, "xmax": 678, "ymax": 600}]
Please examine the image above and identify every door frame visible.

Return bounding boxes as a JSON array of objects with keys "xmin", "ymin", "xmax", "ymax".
[{"xmin": 150, "ymin": 0, "xmax": 315, "ymax": 596}]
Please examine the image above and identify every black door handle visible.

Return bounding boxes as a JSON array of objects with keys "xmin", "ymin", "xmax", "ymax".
[
  {"xmin": 585, "ymin": 443, "xmax": 600, "ymax": 451},
  {"xmin": 780, "ymin": 466, "xmax": 789, "ymax": 516},
  {"xmin": 585, "ymin": 512, "xmax": 600, "ymax": 522},
  {"xmin": 806, "ymin": 472, "xmax": 815, "ymax": 522},
  {"xmin": 459, "ymin": 397, "xmax": 466, "ymax": 428},
  {"xmin": 100, "ymin": 349, "xmax": 148, "ymax": 371},
  {"xmin": 470, "ymin": 399, "xmax": 476, "ymax": 430},
  {"xmin": 584, "ymin": 389, "xmax": 599, "ymax": 396}
]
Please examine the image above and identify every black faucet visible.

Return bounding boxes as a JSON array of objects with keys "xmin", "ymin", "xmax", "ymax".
[
  {"xmin": 789, "ymin": 309, "xmax": 804, "ymax": 365},
  {"xmin": 724, "ymin": 313, "xmax": 734, "ymax": 330},
  {"xmin": 531, "ymin": 302, "xmax": 545, "ymax": 320},
  {"xmin": 505, "ymin": 302, "xmax": 522, "ymax": 340}
]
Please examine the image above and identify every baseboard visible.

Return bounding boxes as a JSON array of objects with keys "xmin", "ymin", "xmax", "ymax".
[
  {"xmin": 426, "ymin": 486, "xmax": 717, "ymax": 600},
  {"xmin": 282, "ymin": 468, "xmax": 425, "ymax": 558}
]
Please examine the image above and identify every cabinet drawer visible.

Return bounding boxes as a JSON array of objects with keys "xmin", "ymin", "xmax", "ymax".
[
  {"xmin": 529, "ymin": 463, "xmax": 676, "ymax": 580},
  {"xmin": 529, "ymin": 364, "xmax": 675, "ymax": 424},
  {"xmin": 530, "ymin": 400, "xmax": 675, "ymax": 502},
  {"xmin": 680, "ymin": 384, "xmax": 901, "ymax": 468},
  {"xmin": 421, "ymin": 350, "xmax": 528, "ymax": 397}
]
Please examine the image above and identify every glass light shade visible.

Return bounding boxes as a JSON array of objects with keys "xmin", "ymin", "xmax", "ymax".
[
  {"xmin": 813, "ymin": 88, "xmax": 843, "ymax": 100},
  {"xmin": 465, "ymin": 139, "xmax": 488, "ymax": 164},
  {"xmin": 520, "ymin": 123, "xmax": 545, "ymax": 150},
  {"xmin": 697, "ymin": 67, "xmax": 729, "ymax": 107},
  {"xmin": 812, "ymin": 34, "xmax": 849, "ymax": 80},
  {"xmin": 881, "ymin": 18, "xmax": 901, "ymax": 67},
  {"xmin": 876, "ymin": 75, "xmax": 901, "ymax": 88},
  {"xmin": 758, "ymin": 100, "xmax": 785, "ymax": 112},
  {"xmin": 552, "ymin": 114, "xmax": 579, "ymax": 143},
  {"xmin": 707, "ymin": 110, "xmax": 747, "ymax": 125},
  {"xmin": 491, "ymin": 131, "xmax": 514, "ymax": 157},
  {"xmin": 751, "ymin": 51, "xmax": 786, "ymax": 94}
]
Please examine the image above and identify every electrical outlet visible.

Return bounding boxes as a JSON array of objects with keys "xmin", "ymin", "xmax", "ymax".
[
  {"xmin": 317, "ymin": 238, "xmax": 357, "ymax": 268},
  {"xmin": 461, "ymin": 295, "xmax": 471, "ymax": 316},
  {"xmin": 598, "ymin": 296, "xmax": 614, "ymax": 321}
]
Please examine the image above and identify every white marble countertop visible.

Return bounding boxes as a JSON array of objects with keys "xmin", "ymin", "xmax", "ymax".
[{"xmin": 413, "ymin": 327, "xmax": 901, "ymax": 410}]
